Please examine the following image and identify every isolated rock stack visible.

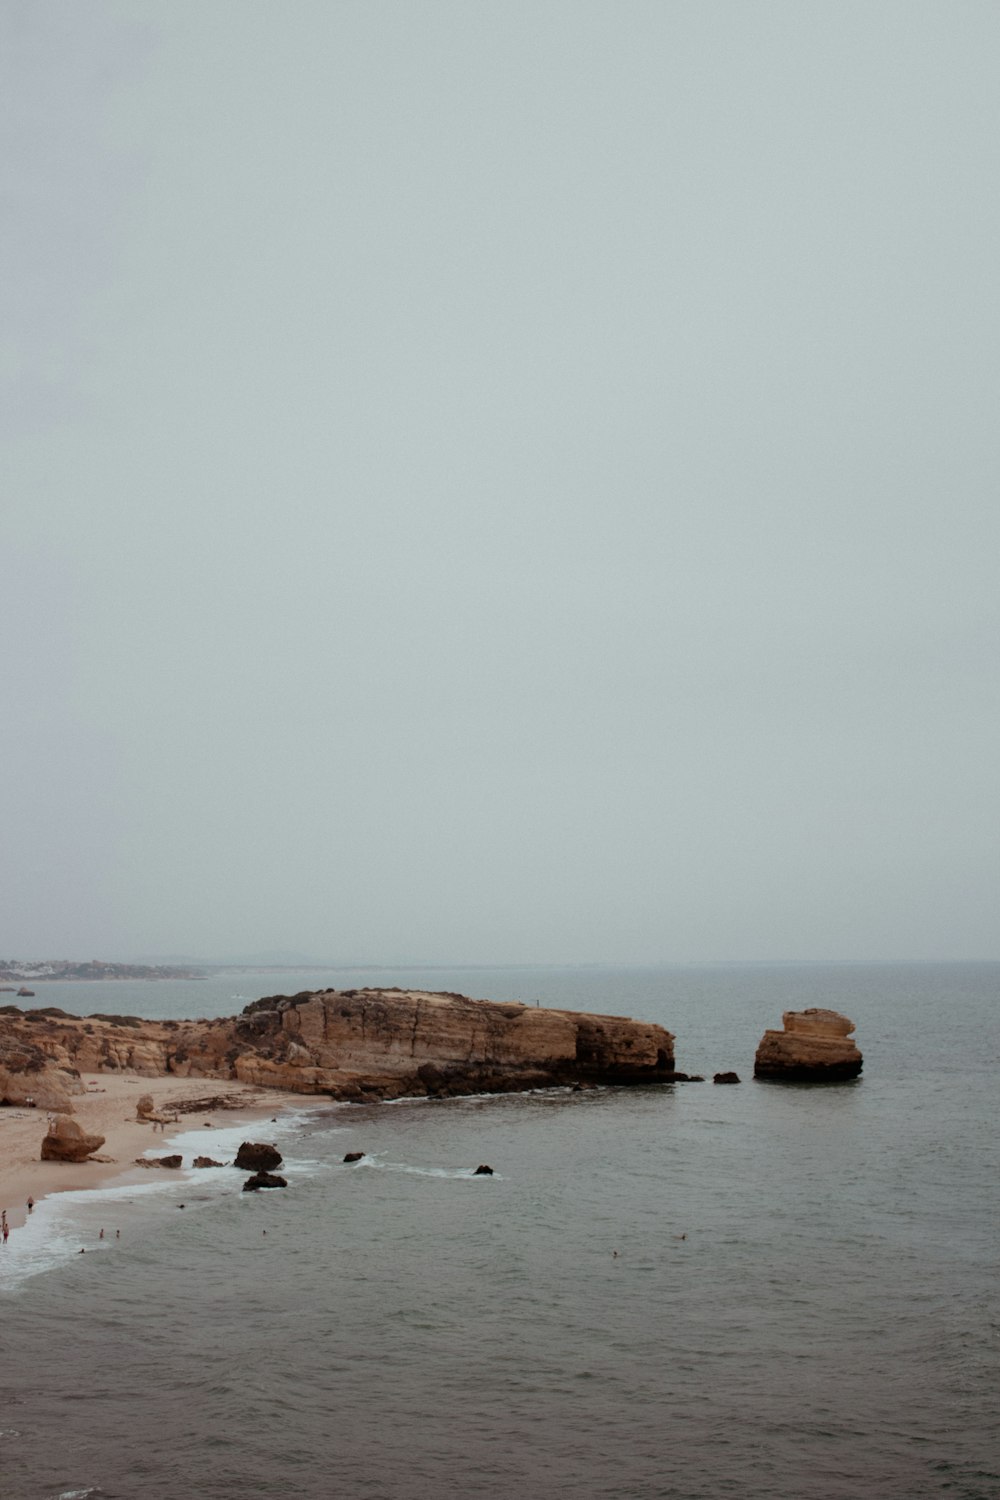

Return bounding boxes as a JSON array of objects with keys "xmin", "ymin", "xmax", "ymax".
[
  {"xmin": 754, "ymin": 1009, "xmax": 862, "ymax": 1082},
  {"xmin": 236, "ymin": 1140, "xmax": 287, "ymax": 1190},
  {"xmin": 40, "ymin": 1116, "xmax": 106, "ymax": 1161}
]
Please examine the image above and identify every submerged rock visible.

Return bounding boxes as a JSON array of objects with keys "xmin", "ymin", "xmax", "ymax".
[
  {"xmin": 343, "ymin": 1151, "xmax": 364, "ymax": 1163},
  {"xmin": 473, "ymin": 1164, "xmax": 494, "ymax": 1175},
  {"xmin": 754, "ymin": 1009, "xmax": 863, "ymax": 1082},
  {"xmin": 713, "ymin": 1071, "xmax": 740, "ymax": 1085}
]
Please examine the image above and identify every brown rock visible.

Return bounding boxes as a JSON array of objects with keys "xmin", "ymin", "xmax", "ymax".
[
  {"xmin": 134, "ymin": 1154, "xmax": 183, "ymax": 1168},
  {"xmin": 193, "ymin": 1156, "xmax": 224, "ymax": 1168},
  {"xmin": 343, "ymin": 1151, "xmax": 364, "ymax": 1163},
  {"xmin": 40, "ymin": 1117, "xmax": 106, "ymax": 1162},
  {"xmin": 713, "ymin": 1071, "xmax": 740, "ymax": 1084},
  {"xmin": 242, "ymin": 1171, "xmax": 287, "ymax": 1190},
  {"xmin": 754, "ymin": 1009, "xmax": 863, "ymax": 1082},
  {"xmin": 136, "ymin": 1093, "xmax": 155, "ymax": 1119},
  {"xmin": 234, "ymin": 1141, "xmax": 283, "ymax": 1171},
  {"xmin": 1, "ymin": 987, "xmax": 678, "ymax": 1105},
  {"xmin": 232, "ymin": 988, "xmax": 676, "ymax": 1097}
]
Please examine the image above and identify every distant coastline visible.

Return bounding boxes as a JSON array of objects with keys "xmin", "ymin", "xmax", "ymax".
[{"xmin": 0, "ymin": 960, "xmax": 207, "ymax": 984}]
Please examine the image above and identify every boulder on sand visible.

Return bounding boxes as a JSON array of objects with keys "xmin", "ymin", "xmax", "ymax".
[
  {"xmin": 754, "ymin": 1009, "xmax": 863, "ymax": 1082},
  {"xmin": 40, "ymin": 1117, "xmax": 105, "ymax": 1162}
]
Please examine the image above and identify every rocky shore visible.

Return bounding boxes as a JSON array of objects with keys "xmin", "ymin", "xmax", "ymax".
[{"xmin": 0, "ymin": 987, "xmax": 679, "ymax": 1111}]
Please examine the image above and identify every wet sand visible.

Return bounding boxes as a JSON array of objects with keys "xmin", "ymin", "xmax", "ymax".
[{"xmin": 0, "ymin": 1072, "xmax": 305, "ymax": 1229}]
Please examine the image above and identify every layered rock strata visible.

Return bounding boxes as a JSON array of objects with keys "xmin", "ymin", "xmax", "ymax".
[
  {"xmin": 0, "ymin": 989, "xmax": 677, "ymax": 1102},
  {"xmin": 754, "ymin": 1009, "xmax": 862, "ymax": 1082},
  {"xmin": 40, "ymin": 1117, "xmax": 106, "ymax": 1162}
]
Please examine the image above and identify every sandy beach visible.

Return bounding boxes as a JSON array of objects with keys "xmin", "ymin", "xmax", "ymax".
[{"xmin": 0, "ymin": 1072, "xmax": 305, "ymax": 1231}]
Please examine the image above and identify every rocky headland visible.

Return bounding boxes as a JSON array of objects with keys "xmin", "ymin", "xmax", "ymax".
[
  {"xmin": 754, "ymin": 1008, "xmax": 863, "ymax": 1081},
  {"xmin": 0, "ymin": 987, "xmax": 679, "ymax": 1109}
]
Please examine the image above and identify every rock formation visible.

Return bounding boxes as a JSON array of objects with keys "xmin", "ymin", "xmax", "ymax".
[
  {"xmin": 243, "ymin": 1171, "xmax": 287, "ymax": 1191},
  {"xmin": 225, "ymin": 988, "xmax": 677, "ymax": 1098},
  {"xmin": 193, "ymin": 1156, "xmax": 224, "ymax": 1168},
  {"xmin": 40, "ymin": 1117, "xmax": 105, "ymax": 1162},
  {"xmin": 1, "ymin": 988, "xmax": 678, "ymax": 1103},
  {"xmin": 713, "ymin": 1071, "xmax": 740, "ymax": 1084},
  {"xmin": 1, "ymin": 1029, "xmax": 81, "ymax": 1112},
  {"xmin": 234, "ymin": 1142, "xmax": 283, "ymax": 1171},
  {"xmin": 754, "ymin": 1009, "xmax": 862, "ymax": 1082},
  {"xmin": 134, "ymin": 1154, "xmax": 183, "ymax": 1169}
]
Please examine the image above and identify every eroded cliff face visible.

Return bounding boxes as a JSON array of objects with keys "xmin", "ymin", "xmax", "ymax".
[{"xmin": 0, "ymin": 990, "xmax": 677, "ymax": 1102}]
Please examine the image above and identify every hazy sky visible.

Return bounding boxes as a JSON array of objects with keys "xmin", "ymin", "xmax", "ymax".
[{"xmin": 2, "ymin": 1, "xmax": 998, "ymax": 964}]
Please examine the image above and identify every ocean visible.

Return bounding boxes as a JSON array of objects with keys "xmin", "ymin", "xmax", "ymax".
[{"xmin": 0, "ymin": 962, "xmax": 997, "ymax": 1500}]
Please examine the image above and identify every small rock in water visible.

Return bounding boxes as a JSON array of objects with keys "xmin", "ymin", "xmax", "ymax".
[
  {"xmin": 343, "ymin": 1151, "xmax": 365, "ymax": 1163},
  {"xmin": 713, "ymin": 1071, "xmax": 740, "ymax": 1085},
  {"xmin": 234, "ymin": 1141, "xmax": 283, "ymax": 1171},
  {"xmin": 473, "ymin": 1164, "xmax": 494, "ymax": 1175},
  {"xmin": 242, "ymin": 1172, "xmax": 287, "ymax": 1191}
]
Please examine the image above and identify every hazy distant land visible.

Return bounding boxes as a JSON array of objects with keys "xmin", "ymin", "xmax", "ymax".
[{"xmin": 0, "ymin": 959, "xmax": 207, "ymax": 984}]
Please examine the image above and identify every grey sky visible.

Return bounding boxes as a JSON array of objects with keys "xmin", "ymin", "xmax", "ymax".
[{"xmin": 2, "ymin": 1, "xmax": 998, "ymax": 964}]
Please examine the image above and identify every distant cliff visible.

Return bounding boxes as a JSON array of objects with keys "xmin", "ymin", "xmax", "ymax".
[{"xmin": 0, "ymin": 988, "xmax": 678, "ymax": 1108}]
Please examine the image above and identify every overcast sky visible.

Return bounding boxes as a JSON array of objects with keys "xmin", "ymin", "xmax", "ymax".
[{"xmin": 2, "ymin": 1, "xmax": 998, "ymax": 965}]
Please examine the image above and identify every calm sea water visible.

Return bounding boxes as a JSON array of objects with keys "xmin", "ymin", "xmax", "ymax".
[{"xmin": 1, "ymin": 963, "xmax": 997, "ymax": 1500}]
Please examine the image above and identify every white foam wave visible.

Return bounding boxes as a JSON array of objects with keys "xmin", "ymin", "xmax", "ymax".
[{"xmin": 350, "ymin": 1155, "xmax": 502, "ymax": 1180}]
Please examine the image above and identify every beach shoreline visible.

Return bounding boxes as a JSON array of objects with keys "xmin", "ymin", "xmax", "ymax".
[{"xmin": 0, "ymin": 1072, "xmax": 306, "ymax": 1231}]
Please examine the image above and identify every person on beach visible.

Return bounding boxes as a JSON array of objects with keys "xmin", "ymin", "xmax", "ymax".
[
  {"xmin": 27, "ymin": 1196, "xmax": 34, "ymax": 1213},
  {"xmin": 2, "ymin": 1221, "xmax": 9, "ymax": 1244}
]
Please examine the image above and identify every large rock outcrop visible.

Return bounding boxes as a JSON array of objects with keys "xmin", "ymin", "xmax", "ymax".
[
  {"xmin": 225, "ymin": 989, "xmax": 677, "ymax": 1098},
  {"xmin": 1, "ymin": 989, "xmax": 677, "ymax": 1102},
  {"xmin": 754, "ymin": 1009, "xmax": 862, "ymax": 1082},
  {"xmin": 40, "ymin": 1117, "xmax": 106, "ymax": 1162}
]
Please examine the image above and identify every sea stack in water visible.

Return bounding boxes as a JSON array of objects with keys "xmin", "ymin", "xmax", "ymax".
[
  {"xmin": 754, "ymin": 1009, "xmax": 862, "ymax": 1082},
  {"xmin": 234, "ymin": 1141, "xmax": 283, "ymax": 1171}
]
